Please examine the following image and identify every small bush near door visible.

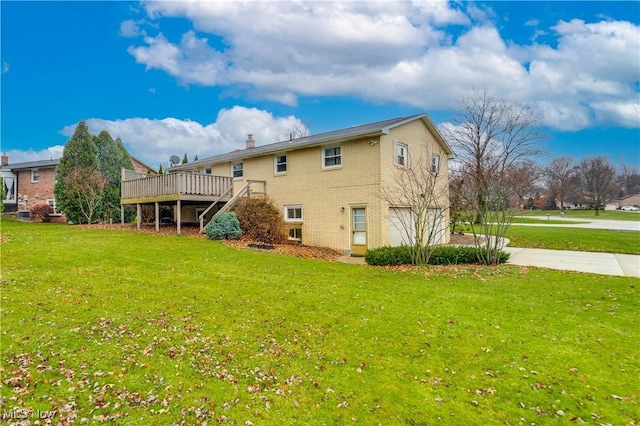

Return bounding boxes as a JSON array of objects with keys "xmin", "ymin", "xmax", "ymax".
[{"xmin": 205, "ymin": 212, "xmax": 242, "ymax": 240}]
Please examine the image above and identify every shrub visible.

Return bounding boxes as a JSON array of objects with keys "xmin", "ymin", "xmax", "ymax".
[
  {"xmin": 30, "ymin": 203, "xmax": 54, "ymax": 222},
  {"xmin": 205, "ymin": 212, "xmax": 242, "ymax": 240},
  {"xmin": 232, "ymin": 197, "xmax": 286, "ymax": 244},
  {"xmin": 365, "ymin": 245, "xmax": 509, "ymax": 266},
  {"xmin": 364, "ymin": 245, "xmax": 413, "ymax": 266}
]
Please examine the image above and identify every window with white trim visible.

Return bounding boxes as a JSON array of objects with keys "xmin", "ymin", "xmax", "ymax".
[
  {"xmin": 46, "ymin": 199, "xmax": 60, "ymax": 215},
  {"xmin": 323, "ymin": 146, "xmax": 342, "ymax": 168},
  {"xmin": 285, "ymin": 205, "xmax": 303, "ymax": 222},
  {"xmin": 31, "ymin": 169, "xmax": 40, "ymax": 182},
  {"xmin": 232, "ymin": 162, "xmax": 243, "ymax": 178},
  {"xmin": 431, "ymin": 154, "xmax": 440, "ymax": 173},
  {"xmin": 395, "ymin": 142, "xmax": 408, "ymax": 167},
  {"xmin": 205, "ymin": 168, "xmax": 212, "ymax": 174},
  {"xmin": 288, "ymin": 227, "xmax": 302, "ymax": 242},
  {"xmin": 275, "ymin": 155, "xmax": 287, "ymax": 174}
]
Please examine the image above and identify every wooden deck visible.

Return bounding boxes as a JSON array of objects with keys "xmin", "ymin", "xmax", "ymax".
[{"xmin": 120, "ymin": 170, "xmax": 234, "ymax": 204}]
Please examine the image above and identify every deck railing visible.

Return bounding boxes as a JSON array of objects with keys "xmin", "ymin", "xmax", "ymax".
[{"xmin": 121, "ymin": 169, "xmax": 234, "ymax": 200}]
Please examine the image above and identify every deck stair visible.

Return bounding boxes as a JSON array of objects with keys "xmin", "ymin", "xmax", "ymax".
[{"xmin": 199, "ymin": 180, "xmax": 266, "ymax": 232}]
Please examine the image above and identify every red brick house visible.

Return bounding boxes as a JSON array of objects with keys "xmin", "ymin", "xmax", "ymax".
[{"xmin": 1, "ymin": 153, "xmax": 154, "ymax": 220}]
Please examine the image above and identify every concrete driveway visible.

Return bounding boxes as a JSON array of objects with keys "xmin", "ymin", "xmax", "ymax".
[{"xmin": 511, "ymin": 216, "xmax": 640, "ymax": 231}]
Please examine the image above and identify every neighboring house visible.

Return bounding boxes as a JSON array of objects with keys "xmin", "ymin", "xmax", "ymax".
[
  {"xmin": 121, "ymin": 114, "xmax": 454, "ymax": 255},
  {"xmin": 1, "ymin": 153, "xmax": 154, "ymax": 220},
  {"xmin": 605, "ymin": 193, "xmax": 640, "ymax": 210},
  {"xmin": 0, "ymin": 154, "xmax": 63, "ymax": 220}
]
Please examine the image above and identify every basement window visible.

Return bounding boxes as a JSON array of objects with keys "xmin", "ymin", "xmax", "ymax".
[{"xmin": 288, "ymin": 227, "xmax": 302, "ymax": 242}]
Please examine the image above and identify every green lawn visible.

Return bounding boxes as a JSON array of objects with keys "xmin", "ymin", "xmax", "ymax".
[
  {"xmin": 1, "ymin": 220, "xmax": 638, "ymax": 424},
  {"xmin": 506, "ymin": 226, "xmax": 640, "ymax": 255},
  {"xmin": 522, "ymin": 209, "xmax": 640, "ymax": 221}
]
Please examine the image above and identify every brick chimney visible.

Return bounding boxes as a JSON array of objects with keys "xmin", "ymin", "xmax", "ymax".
[
  {"xmin": 246, "ymin": 134, "xmax": 255, "ymax": 149},
  {"xmin": 1, "ymin": 153, "xmax": 8, "ymax": 166}
]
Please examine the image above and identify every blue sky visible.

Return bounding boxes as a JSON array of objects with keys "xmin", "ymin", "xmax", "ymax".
[{"xmin": 2, "ymin": 1, "xmax": 639, "ymax": 169}]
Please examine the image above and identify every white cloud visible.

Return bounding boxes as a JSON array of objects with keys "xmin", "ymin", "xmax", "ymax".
[
  {"xmin": 120, "ymin": 19, "xmax": 142, "ymax": 37},
  {"xmin": 125, "ymin": 1, "xmax": 639, "ymax": 131},
  {"xmin": 591, "ymin": 101, "xmax": 640, "ymax": 128},
  {"xmin": 58, "ymin": 106, "xmax": 308, "ymax": 166},
  {"xmin": 128, "ymin": 31, "xmax": 228, "ymax": 86},
  {"xmin": 2, "ymin": 61, "xmax": 9, "ymax": 74},
  {"xmin": 3, "ymin": 146, "xmax": 65, "ymax": 164}
]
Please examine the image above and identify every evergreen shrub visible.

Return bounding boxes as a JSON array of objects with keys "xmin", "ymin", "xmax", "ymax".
[
  {"xmin": 364, "ymin": 245, "xmax": 413, "ymax": 266},
  {"xmin": 365, "ymin": 245, "xmax": 509, "ymax": 266},
  {"xmin": 205, "ymin": 212, "xmax": 242, "ymax": 240}
]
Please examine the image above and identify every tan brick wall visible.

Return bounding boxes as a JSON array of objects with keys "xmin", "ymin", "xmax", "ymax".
[{"xmin": 379, "ymin": 120, "xmax": 451, "ymax": 245}]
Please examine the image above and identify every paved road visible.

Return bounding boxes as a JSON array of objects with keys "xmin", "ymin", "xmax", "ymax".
[{"xmin": 511, "ymin": 216, "xmax": 640, "ymax": 231}]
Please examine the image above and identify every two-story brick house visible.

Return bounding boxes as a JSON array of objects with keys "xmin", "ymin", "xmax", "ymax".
[
  {"xmin": 2, "ymin": 153, "xmax": 154, "ymax": 221},
  {"xmin": 1, "ymin": 155, "xmax": 63, "ymax": 219},
  {"xmin": 121, "ymin": 114, "xmax": 454, "ymax": 255}
]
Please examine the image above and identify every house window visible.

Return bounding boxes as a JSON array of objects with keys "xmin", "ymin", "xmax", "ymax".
[
  {"xmin": 205, "ymin": 168, "xmax": 212, "ymax": 174},
  {"xmin": 285, "ymin": 205, "xmax": 303, "ymax": 222},
  {"xmin": 31, "ymin": 169, "xmax": 39, "ymax": 182},
  {"xmin": 232, "ymin": 162, "xmax": 243, "ymax": 178},
  {"xmin": 288, "ymin": 227, "xmax": 302, "ymax": 242},
  {"xmin": 323, "ymin": 146, "xmax": 342, "ymax": 168},
  {"xmin": 195, "ymin": 208, "xmax": 205, "ymax": 222},
  {"xmin": 275, "ymin": 155, "xmax": 287, "ymax": 174},
  {"xmin": 431, "ymin": 154, "xmax": 440, "ymax": 173},
  {"xmin": 46, "ymin": 199, "xmax": 60, "ymax": 215},
  {"xmin": 395, "ymin": 142, "xmax": 409, "ymax": 167}
]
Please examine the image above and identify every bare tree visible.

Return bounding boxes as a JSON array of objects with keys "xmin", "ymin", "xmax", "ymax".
[
  {"xmin": 381, "ymin": 149, "xmax": 449, "ymax": 265},
  {"xmin": 65, "ymin": 166, "xmax": 108, "ymax": 224},
  {"xmin": 544, "ymin": 156, "xmax": 577, "ymax": 211},
  {"xmin": 575, "ymin": 156, "xmax": 619, "ymax": 215},
  {"xmin": 444, "ymin": 89, "xmax": 545, "ymax": 264},
  {"xmin": 506, "ymin": 160, "xmax": 543, "ymax": 209},
  {"xmin": 617, "ymin": 165, "xmax": 640, "ymax": 197}
]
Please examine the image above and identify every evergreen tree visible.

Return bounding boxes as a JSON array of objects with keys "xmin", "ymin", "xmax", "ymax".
[
  {"xmin": 182, "ymin": 153, "xmax": 188, "ymax": 164},
  {"xmin": 96, "ymin": 132, "xmax": 135, "ymax": 223},
  {"xmin": 114, "ymin": 137, "xmax": 136, "ymax": 222},
  {"xmin": 158, "ymin": 164, "xmax": 164, "ymax": 174},
  {"xmin": 54, "ymin": 121, "xmax": 99, "ymax": 223},
  {"xmin": 194, "ymin": 154, "xmax": 199, "ymax": 161}
]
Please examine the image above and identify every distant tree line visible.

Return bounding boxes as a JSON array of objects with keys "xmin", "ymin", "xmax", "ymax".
[{"xmin": 54, "ymin": 121, "xmax": 136, "ymax": 224}]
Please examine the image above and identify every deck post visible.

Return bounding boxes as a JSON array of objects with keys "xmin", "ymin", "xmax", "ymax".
[
  {"xmin": 176, "ymin": 200, "xmax": 181, "ymax": 235},
  {"xmin": 155, "ymin": 202, "xmax": 159, "ymax": 232},
  {"xmin": 136, "ymin": 203, "xmax": 141, "ymax": 231}
]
